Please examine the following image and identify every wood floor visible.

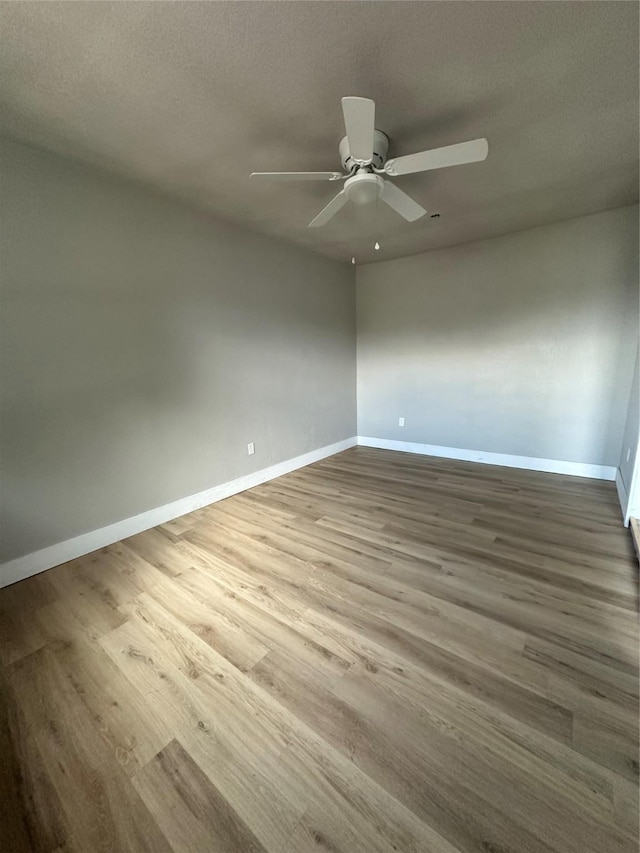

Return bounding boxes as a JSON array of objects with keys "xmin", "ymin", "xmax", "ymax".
[{"xmin": 1, "ymin": 446, "xmax": 638, "ymax": 853}]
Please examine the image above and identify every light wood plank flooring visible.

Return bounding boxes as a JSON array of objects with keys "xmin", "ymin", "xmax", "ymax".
[{"xmin": 1, "ymin": 446, "xmax": 638, "ymax": 853}]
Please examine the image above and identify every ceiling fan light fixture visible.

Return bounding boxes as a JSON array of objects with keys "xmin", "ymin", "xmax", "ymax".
[{"xmin": 344, "ymin": 173, "xmax": 383, "ymax": 206}]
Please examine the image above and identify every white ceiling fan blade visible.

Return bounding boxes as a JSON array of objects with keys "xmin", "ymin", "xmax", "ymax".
[
  {"xmin": 342, "ymin": 97, "xmax": 375, "ymax": 163},
  {"xmin": 308, "ymin": 190, "xmax": 348, "ymax": 227},
  {"xmin": 251, "ymin": 171, "xmax": 343, "ymax": 181},
  {"xmin": 384, "ymin": 138, "xmax": 488, "ymax": 177},
  {"xmin": 380, "ymin": 181, "xmax": 426, "ymax": 222}
]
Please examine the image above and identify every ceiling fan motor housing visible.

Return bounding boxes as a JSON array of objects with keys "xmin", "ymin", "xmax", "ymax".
[{"xmin": 339, "ymin": 129, "xmax": 389, "ymax": 172}]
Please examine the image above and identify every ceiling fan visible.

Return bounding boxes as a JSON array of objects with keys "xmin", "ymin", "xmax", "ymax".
[{"xmin": 251, "ymin": 97, "xmax": 488, "ymax": 227}]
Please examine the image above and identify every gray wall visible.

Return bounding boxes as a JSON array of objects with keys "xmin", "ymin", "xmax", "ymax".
[
  {"xmin": 0, "ymin": 138, "xmax": 356, "ymax": 563},
  {"xmin": 357, "ymin": 206, "xmax": 639, "ymax": 466}
]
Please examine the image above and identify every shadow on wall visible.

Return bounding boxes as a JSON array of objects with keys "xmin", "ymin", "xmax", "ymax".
[
  {"xmin": 0, "ymin": 138, "xmax": 355, "ymax": 564},
  {"xmin": 0, "ymin": 262, "xmax": 351, "ymax": 563},
  {"xmin": 1, "ymin": 279, "xmax": 191, "ymax": 560},
  {"xmin": 357, "ymin": 207, "xmax": 639, "ymax": 465}
]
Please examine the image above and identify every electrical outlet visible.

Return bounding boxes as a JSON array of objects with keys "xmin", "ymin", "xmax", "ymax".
[
  {"xmin": 398, "ymin": 417, "xmax": 405, "ymax": 427},
  {"xmin": 247, "ymin": 442, "xmax": 255, "ymax": 456},
  {"xmin": 627, "ymin": 447, "xmax": 631, "ymax": 462}
]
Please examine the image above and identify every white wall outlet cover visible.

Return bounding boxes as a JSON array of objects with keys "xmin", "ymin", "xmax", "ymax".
[
  {"xmin": 247, "ymin": 442, "xmax": 255, "ymax": 455},
  {"xmin": 398, "ymin": 417, "xmax": 405, "ymax": 427}
]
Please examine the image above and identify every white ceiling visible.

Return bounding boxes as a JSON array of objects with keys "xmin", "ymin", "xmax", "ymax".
[{"xmin": 1, "ymin": 2, "xmax": 638, "ymax": 264}]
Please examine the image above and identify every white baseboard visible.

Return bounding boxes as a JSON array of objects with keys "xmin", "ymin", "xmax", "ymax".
[
  {"xmin": 357, "ymin": 436, "xmax": 617, "ymax": 481},
  {"xmin": 0, "ymin": 436, "xmax": 357, "ymax": 589},
  {"xmin": 1, "ymin": 434, "xmax": 619, "ymax": 589}
]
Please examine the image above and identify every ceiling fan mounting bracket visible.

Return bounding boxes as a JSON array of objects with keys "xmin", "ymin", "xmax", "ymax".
[{"xmin": 339, "ymin": 130, "xmax": 389, "ymax": 173}]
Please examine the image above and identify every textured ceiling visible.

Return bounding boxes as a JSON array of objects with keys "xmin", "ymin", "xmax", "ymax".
[{"xmin": 1, "ymin": 1, "xmax": 638, "ymax": 264}]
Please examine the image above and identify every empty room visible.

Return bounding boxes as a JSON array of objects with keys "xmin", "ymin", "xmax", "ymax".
[{"xmin": 1, "ymin": 2, "xmax": 639, "ymax": 852}]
